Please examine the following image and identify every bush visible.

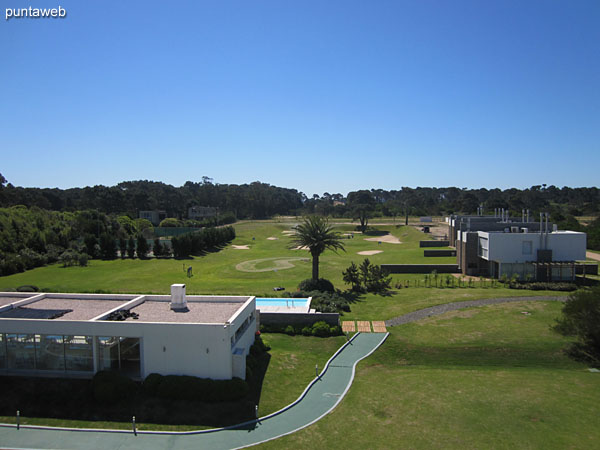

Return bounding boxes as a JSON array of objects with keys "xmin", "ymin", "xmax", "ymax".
[
  {"xmin": 301, "ymin": 326, "xmax": 312, "ymax": 336},
  {"xmin": 306, "ymin": 290, "xmax": 351, "ymax": 314},
  {"xmin": 92, "ymin": 371, "xmax": 137, "ymax": 404},
  {"xmin": 16, "ymin": 285, "xmax": 39, "ymax": 292},
  {"xmin": 284, "ymin": 325, "xmax": 295, "ymax": 335},
  {"xmin": 148, "ymin": 374, "xmax": 249, "ymax": 403},
  {"xmin": 142, "ymin": 373, "xmax": 164, "ymax": 396},
  {"xmin": 510, "ymin": 282, "xmax": 577, "ymax": 292},
  {"xmin": 552, "ymin": 286, "xmax": 600, "ymax": 365},
  {"xmin": 298, "ymin": 278, "xmax": 335, "ymax": 293},
  {"xmin": 312, "ymin": 321, "xmax": 331, "ymax": 337}
]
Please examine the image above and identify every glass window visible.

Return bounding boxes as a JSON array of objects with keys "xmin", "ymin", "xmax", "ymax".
[
  {"xmin": 119, "ymin": 337, "xmax": 141, "ymax": 378},
  {"xmin": 6, "ymin": 334, "xmax": 36, "ymax": 370},
  {"xmin": 35, "ymin": 335, "xmax": 65, "ymax": 371},
  {"xmin": 64, "ymin": 335, "xmax": 93, "ymax": 372},
  {"xmin": 97, "ymin": 336, "xmax": 141, "ymax": 378},
  {"xmin": 0, "ymin": 333, "xmax": 6, "ymax": 369},
  {"xmin": 97, "ymin": 336, "xmax": 120, "ymax": 371}
]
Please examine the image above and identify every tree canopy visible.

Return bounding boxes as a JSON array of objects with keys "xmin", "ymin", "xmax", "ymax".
[{"xmin": 289, "ymin": 216, "xmax": 345, "ymax": 280}]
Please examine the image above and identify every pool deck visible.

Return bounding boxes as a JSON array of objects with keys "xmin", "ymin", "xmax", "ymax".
[{"xmin": 0, "ymin": 332, "xmax": 388, "ymax": 450}]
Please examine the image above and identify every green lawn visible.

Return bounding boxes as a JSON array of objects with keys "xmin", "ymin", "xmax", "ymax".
[
  {"xmin": 257, "ymin": 301, "xmax": 599, "ymax": 449},
  {"xmin": 0, "ymin": 220, "xmax": 454, "ymax": 295}
]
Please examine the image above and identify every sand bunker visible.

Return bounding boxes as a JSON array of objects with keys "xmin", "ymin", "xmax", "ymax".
[
  {"xmin": 292, "ymin": 245, "xmax": 310, "ymax": 251},
  {"xmin": 236, "ymin": 257, "xmax": 309, "ymax": 273},
  {"xmin": 281, "ymin": 230, "xmax": 295, "ymax": 235},
  {"xmin": 232, "ymin": 245, "xmax": 250, "ymax": 250},
  {"xmin": 364, "ymin": 234, "xmax": 401, "ymax": 244},
  {"xmin": 267, "ymin": 237, "xmax": 278, "ymax": 240},
  {"xmin": 358, "ymin": 250, "xmax": 384, "ymax": 255}
]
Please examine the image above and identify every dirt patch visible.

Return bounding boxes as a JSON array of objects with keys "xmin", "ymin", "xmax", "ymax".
[
  {"xmin": 231, "ymin": 245, "xmax": 250, "ymax": 250},
  {"xmin": 267, "ymin": 237, "xmax": 278, "ymax": 240},
  {"xmin": 358, "ymin": 250, "xmax": 384, "ymax": 255},
  {"xmin": 281, "ymin": 230, "xmax": 295, "ymax": 235},
  {"xmin": 364, "ymin": 234, "xmax": 401, "ymax": 244}
]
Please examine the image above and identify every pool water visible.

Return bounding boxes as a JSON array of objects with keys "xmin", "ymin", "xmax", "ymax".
[{"xmin": 255, "ymin": 297, "xmax": 309, "ymax": 308}]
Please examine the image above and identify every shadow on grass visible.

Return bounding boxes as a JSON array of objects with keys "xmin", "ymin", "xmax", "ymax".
[{"xmin": 375, "ymin": 341, "xmax": 580, "ymax": 370}]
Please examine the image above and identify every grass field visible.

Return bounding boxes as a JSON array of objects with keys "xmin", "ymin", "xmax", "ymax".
[
  {"xmin": 0, "ymin": 219, "xmax": 454, "ymax": 295},
  {"xmin": 258, "ymin": 301, "xmax": 600, "ymax": 449},
  {"xmin": 0, "ymin": 219, "xmax": 595, "ymax": 447}
]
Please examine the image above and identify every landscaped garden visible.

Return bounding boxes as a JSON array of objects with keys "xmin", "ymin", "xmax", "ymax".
[{"xmin": 0, "ymin": 218, "xmax": 597, "ymax": 448}]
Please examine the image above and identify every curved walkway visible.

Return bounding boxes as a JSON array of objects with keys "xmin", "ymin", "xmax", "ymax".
[
  {"xmin": 0, "ymin": 332, "xmax": 388, "ymax": 450},
  {"xmin": 385, "ymin": 295, "xmax": 567, "ymax": 327}
]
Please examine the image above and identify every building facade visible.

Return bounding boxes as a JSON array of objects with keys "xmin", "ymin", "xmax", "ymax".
[{"xmin": 0, "ymin": 287, "xmax": 256, "ymax": 381}]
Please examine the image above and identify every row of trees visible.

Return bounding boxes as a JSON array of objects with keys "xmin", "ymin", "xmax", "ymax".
[
  {"xmin": 2, "ymin": 173, "xmax": 598, "ymax": 222},
  {"xmin": 0, "ymin": 176, "xmax": 303, "ymax": 220},
  {"xmin": 171, "ymin": 226, "xmax": 236, "ymax": 258},
  {"xmin": 0, "ymin": 204, "xmax": 232, "ymax": 276}
]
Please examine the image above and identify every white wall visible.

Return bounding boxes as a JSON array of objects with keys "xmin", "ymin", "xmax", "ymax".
[{"xmin": 482, "ymin": 231, "xmax": 586, "ymax": 263}]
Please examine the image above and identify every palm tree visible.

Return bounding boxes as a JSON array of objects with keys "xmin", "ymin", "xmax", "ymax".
[{"xmin": 289, "ymin": 216, "xmax": 345, "ymax": 280}]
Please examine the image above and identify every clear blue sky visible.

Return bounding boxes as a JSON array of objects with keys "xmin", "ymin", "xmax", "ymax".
[{"xmin": 1, "ymin": 0, "xmax": 598, "ymax": 196}]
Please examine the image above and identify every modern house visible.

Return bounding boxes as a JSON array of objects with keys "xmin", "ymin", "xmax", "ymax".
[
  {"xmin": 188, "ymin": 206, "xmax": 216, "ymax": 221},
  {"xmin": 139, "ymin": 210, "xmax": 167, "ymax": 226},
  {"xmin": 448, "ymin": 211, "xmax": 587, "ymax": 281},
  {"xmin": 0, "ymin": 285, "xmax": 256, "ymax": 381}
]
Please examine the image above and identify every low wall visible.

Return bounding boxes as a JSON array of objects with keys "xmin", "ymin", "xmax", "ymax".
[
  {"xmin": 424, "ymin": 249, "xmax": 456, "ymax": 257},
  {"xmin": 381, "ymin": 264, "xmax": 460, "ymax": 274},
  {"xmin": 420, "ymin": 240, "xmax": 450, "ymax": 247},
  {"xmin": 259, "ymin": 312, "xmax": 339, "ymax": 327},
  {"xmin": 576, "ymin": 264, "xmax": 599, "ymax": 275}
]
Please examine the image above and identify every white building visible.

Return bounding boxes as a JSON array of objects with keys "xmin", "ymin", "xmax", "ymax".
[
  {"xmin": 0, "ymin": 286, "xmax": 256, "ymax": 380},
  {"xmin": 468, "ymin": 229, "xmax": 586, "ymax": 280}
]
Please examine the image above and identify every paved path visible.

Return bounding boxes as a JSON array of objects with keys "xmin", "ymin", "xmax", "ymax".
[
  {"xmin": 586, "ymin": 251, "xmax": 600, "ymax": 262},
  {"xmin": 385, "ymin": 295, "xmax": 567, "ymax": 327},
  {"xmin": 0, "ymin": 332, "xmax": 388, "ymax": 450}
]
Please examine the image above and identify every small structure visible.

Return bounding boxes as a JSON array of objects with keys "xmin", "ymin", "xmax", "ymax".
[
  {"xmin": 0, "ymin": 286, "xmax": 256, "ymax": 380},
  {"xmin": 139, "ymin": 210, "xmax": 167, "ymax": 226},
  {"xmin": 188, "ymin": 206, "xmax": 216, "ymax": 221}
]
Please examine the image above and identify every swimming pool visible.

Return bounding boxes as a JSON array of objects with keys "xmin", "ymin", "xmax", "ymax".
[{"xmin": 255, "ymin": 297, "xmax": 310, "ymax": 308}]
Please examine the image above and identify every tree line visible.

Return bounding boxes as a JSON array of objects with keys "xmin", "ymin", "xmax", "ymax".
[{"xmin": 2, "ymin": 174, "xmax": 598, "ymax": 220}]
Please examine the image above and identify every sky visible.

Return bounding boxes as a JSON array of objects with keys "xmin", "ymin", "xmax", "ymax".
[{"xmin": 1, "ymin": 0, "xmax": 599, "ymax": 196}]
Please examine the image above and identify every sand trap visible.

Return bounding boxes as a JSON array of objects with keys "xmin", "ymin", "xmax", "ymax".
[
  {"xmin": 232, "ymin": 245, "xmax": 250, "ymax": 250},
  {"xmin": 364, "ymin": 234, "xmax": 402, "ymax": 244},
  {"xmin": 292, "ymin": 245, "xmax": 310, "ymax": 251},
  {"xmin": 281, "ymin": 230, "xmax": 295, "ymax": 235},
  {"xmin": 586, "ymin": 251, "xmax": 600, "ymax": 262},
  {"xmin": 267, "ymin": 237, "xmax": 278, "ymax": 240},
  {"xmin": 358, "ymin": 250, "xmax": 383, "ymax": 255}
]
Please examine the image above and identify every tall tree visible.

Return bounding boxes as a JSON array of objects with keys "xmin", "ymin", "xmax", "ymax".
[
  {"xmin": 347, "ymin": 190, "xmax": 376, "ymax": 232},
  {"xmin": 289, "ymin": 216, "xmax": 345, "ymax": 280},
  {"xmin": 136, "ymin": 235, "xmax": 149, "ymax": 259}
]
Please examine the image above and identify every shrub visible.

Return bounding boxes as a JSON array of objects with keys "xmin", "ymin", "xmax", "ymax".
[
  {"xmin": 298, "ymin": 278, "xmax": 335, "ymax": 293},
  {"xmin": 301, "ymin": 326, "xmax": 312, "ymax": 336},
  {"xmin": 311, "ymin": 321, "xmax": 331, "ymax": 337},
  {"xmin": 92, "ymin": 371, "xmax": 137, "ymax": 404},
  {"xmin": 16, "ymin": 285, "xmax": 39, "ymax": 292},
  {"xmin": 142, "ymin": 373, "xmax": 164, "ymax": 396},
  {"xmin": 153, "ymin": 374, "xmax": 249, "ymax": 402},
  {"xmin": 552, "ymin": 286, "xmax": 600, "ymax": 365},
  {"xmin": 284, "ymin": 325, "xmax": 296, "ymax": 335}
]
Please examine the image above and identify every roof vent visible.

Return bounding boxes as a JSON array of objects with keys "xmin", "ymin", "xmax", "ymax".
[
  {"xmin": 511, "ymin": 227, "xmax": 519, "ymax": 233},
  {"xmin": 170, "ymin": 284, "xmax": 187, "ymax": 310}
]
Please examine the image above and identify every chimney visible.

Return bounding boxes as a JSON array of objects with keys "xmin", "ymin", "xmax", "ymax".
[{"xmin": 170, "ymin": 284, "xmax": 187, "ymax": 310}]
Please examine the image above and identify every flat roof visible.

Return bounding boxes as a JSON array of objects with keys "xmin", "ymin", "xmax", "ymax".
[
  {"xmin": 0, "ymin": 296, "xmax": 33, "ymax": 307},
  {"xmin": 0, "ymin": 297, "xmax": 129, "ymax": 321},
  {"xmin": 126, "ymin": 300, "xmax": 245, "ymax": 324}
]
